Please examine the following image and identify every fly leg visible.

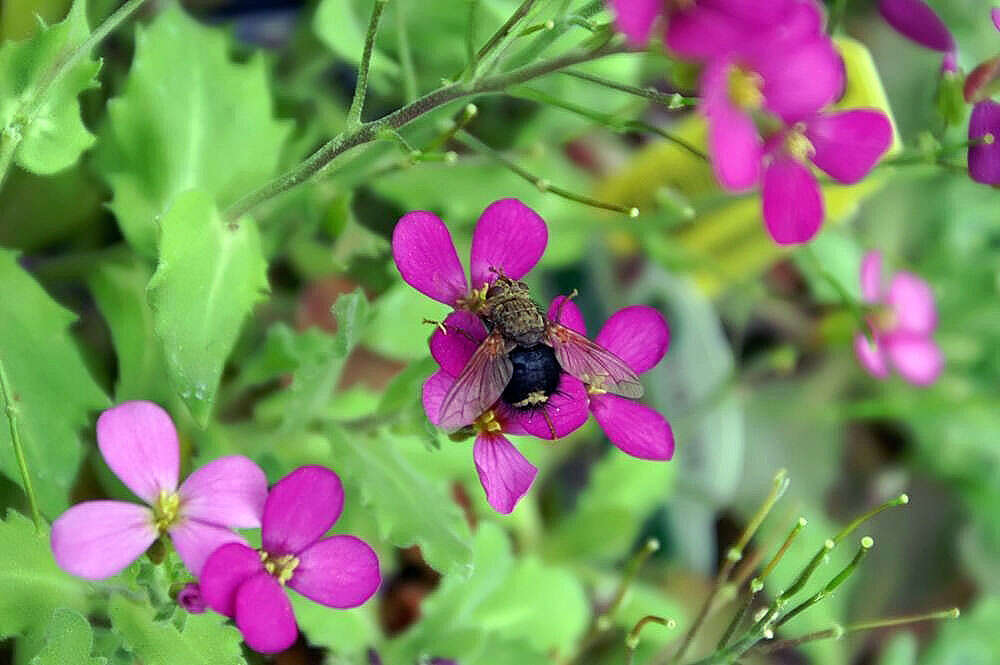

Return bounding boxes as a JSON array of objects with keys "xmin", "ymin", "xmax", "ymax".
[
  {"xmin": 422, "ymin": 318, "xmax": 479, "ymax": 343},
  {"xmin": 552, "ymin": 289, "xmax": 579, "ymax": 324},
  {"xmin": 543, "ymin": 408, "xmax": 557, "ymax": 440}
]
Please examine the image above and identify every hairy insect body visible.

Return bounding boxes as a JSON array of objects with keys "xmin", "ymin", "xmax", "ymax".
[{"xmin": 483, "ymin": 279, "xmax": 546, "ymax": 346}]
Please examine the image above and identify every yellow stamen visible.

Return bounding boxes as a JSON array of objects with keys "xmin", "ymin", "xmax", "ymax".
[
  {"xmin": 474, "ymin": 409, "xmax": 504, "ymax": 434},
  {"xmin": 784, "ymin": 126, "xmax": 816, "ymax": 163},
  {"xmin": 152, "ymin": 490, "xmax": 181, "ymax": 534},
  {"xmin": 259, "ymin": 550, "xmax": 300, "ymax": 586},
  {"xmin": 727, "ymin": 66, "xmax": 764, "ymax": 111}
]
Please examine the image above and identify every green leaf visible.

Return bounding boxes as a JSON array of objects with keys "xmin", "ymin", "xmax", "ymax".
[
  {"xmin": 545, "ymin": 449, "xmax": 675, "ymax": 561},
  {"xmin": 385, "ymin": 523, "xmax": 588, "ymax": 663},
  {"xmin": 266, "ymin": 289, "xmax": 370, "ymax": 434},
  {"xmin": 0, "ymin": 511, "xmax": 89, "ymax": 641},
  {"xmin": 88, "ymin": 257, "xmax": 173, "ymax": 405},
  {"xmin": 290, "ymin": 594, "xmax": 377, "ymax": 655},
  {"xmin": 313, "ymin": 0, "xmax": 400, "ymax": 90},
  {"xmin": 147, "ymin": 190, "xmax": 269, "ymax": 426},
  {"xmin": 921, "ymin": 596, "xmax": 999, "ymax": 665},
  {"xmin": 93, "ymin": 5, "xmax": 291, "ymax": 256},
  {"xmin": 29, "ymin": 608, "xmax": 105, "ymax": 665},
  {"xmin": 0, "ymin": 249, "xmax": 108, "ymax": 515},
  {"xmin": 793, "ymin": 228, "xmax": 863, "ymax": 305},
  {"xmin": 375, "ymin": 356, "xmax": 436, "ymax": 418},
  {"xmin": 365, "ymin": 281, "xmax": 448, "ymax": 361},
  {"xmin": 109, "ymin": 599, "xmax": 246, "ymax": 665},
  {"xmin": 0, "ymin": 0, "xmax": 100, "ymax": 174},
  {"xmin": 326, "ymin": 425, "xmax": 473, "ymax": 576},
  {"xmin": 231, "ymin": 322, "xmax": 335, "ymax": 394}
]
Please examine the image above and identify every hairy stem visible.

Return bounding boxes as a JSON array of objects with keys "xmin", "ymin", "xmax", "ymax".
[
  {"xmin": 563, "ymin": 70, "xmax": 699, "ymax": 109},
  {"xmin": 346, "ymin": 0, "xmax": 389, "ymax": 129},
  {"xmin": 224, "ymin": 40, "xmax": 631, "ymax": 221},
  {"xmin": 0, "ymin": 357, "xmax": 42, "ymax": 528},
  {"xmin": 0, "ymin": 0, "xmax": 152, "ymax": 189}
]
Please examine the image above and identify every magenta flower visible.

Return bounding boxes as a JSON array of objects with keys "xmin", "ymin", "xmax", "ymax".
[
  {"xmin": 547, "ymin": 298, "xmax": 674, "ymax": 461},
  {"xmin": 878, "ymin": 0, "xmax": 955, "ymax": 52},
  {"xmin": 423, "ymin": 311, "xmax": 589, "ymax": 513},
  {"xmin": 51, "ymin": 401, "xmax": 267, "ymax": 580},
  {"xmin": 993, "ymin": 7, "xmax": 1000, "ymax": 32},
  {"xmin": 700, "ymin": 27, "xmax": 844, "ymax": 191},
  {"xmin": 608, "ymin": 0, "xmax": 808, "ymax": 59},
  {"xmin": 854, "ymin": 251, "xmax": 944, "ymax": 386},
  {"xmin": 391, "ymin": 199, "xmax": 547, "ymax": 311},
  {"xmin": 759, "ymin": 109, "xmax": 893, "ymax": 244},
  {"xmin": 200, "ymin": 466, "xmax": 380, "ymax": 654},
  {"xmin": 968, "ymin": 100, "xmax": 999, "ymax": 186},
  {"xmin": 178, "ymin": 583, "xmax": 207, "ymax": 614}
]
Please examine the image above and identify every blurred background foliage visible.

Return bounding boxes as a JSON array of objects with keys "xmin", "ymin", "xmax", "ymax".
[{"xmin": 0, "ymin": 0, "xmax": 997, "ymax": 664}]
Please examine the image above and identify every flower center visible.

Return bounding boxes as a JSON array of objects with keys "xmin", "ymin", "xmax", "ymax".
[
  {"xmin": 869, "ymin": 306, "xmax": 897, "ymax": 333},
  {"xmin": 473, "ymin": 409, "xmax": 504, "ymax": 435},
  {"xmin": 259, "ymin": 550, "xmax": 300, "ymax": 585},
  {"xmin": 782, "ymin": 125, "xmax": 816, "ymax": 163},
  {"xmin": 152, "ymin": 490, "xmax": 181, "ymax": 534},
  {"xmin": 457, "ymin": 284, "xmax": 490, "ymax": 313},
  {"xmin": 727, "ymin": 66, "xmax": 764, "ymax": 111}
]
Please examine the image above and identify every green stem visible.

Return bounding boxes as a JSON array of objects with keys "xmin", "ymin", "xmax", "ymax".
[
  {"xmin": 455, "ymin": 130, "xmax": 638, "ymax": 216},
  {"xmin": 626, "ymin": 616, "xmax": 676, "ymax": 665},
  {"xmin": 562, "ymin": 70, "xmax": 699, "ymax": 109},
  {"xmin": 473, "ymin": 0, "xmax": 537, "ymax": 72},
  {"xmin": 0, "ymin": 0, "xmax": 152, "ymax": 189},
  {"xmin": 346, "ymin": 0, "xmax": 389, "ymax": 129},
  {"xmin": 603, "ymin": 539, "xmax": 661, "ymax": 622},
  {"xmin": 752, "ymin": 608, "xmax": 960, "ymax": 656},
  {"xmin": 396, "ymin": 0, "xmax": 419, "ymax": 102},
  {"xmin": 662, "ymin": 469, "xmax": 788, "ymax": 665},
  {"xmin": 509, "ymin": 0, "xmax": 605, "ymax": 68},
  {"xmin": 832, "ymin": 494, "xmax": 908, "ymax": 545},
  {"xmin": 224, "ymin": 40, "xmax": 631, "ymax": 220},
  {"xmin": 776, "ymin": 536, "xmax": 874, "ymax": 628},
  {"xmin": 828, "ymin": 0, "xmax": 849, "ymax": 35},
  {"xmin": 0, "ymin": 357, "xmax": 42, "ymax": 528}
]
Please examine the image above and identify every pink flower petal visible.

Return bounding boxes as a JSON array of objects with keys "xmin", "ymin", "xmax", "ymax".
[
  {"xmin": 701, "ymin": 59, "xmax": 762, "ymax": 191},
  {"xmin": 169, "ymin": 518, "xmax": 248, "ymax": 577},
  {"xmin": 887, "ymin": 272, "xmax": 937, "ymax": 335},
  {"xmin": 762, "ymin": 155, "xmax": 824, "ymax": 245},
  {"xmin": 200, "ymin": 542, "xmax": 265, "ymax": 618},
  {"xmin": 609, "ymin": 0, "xmax": 663, "ymax": 45},
  {"xmin": 289, "ymin": 535, "xmax": 381, "ymax": 608},
  {"xmin": 860, "ymin": 250, "xmax": 884, "ymax": 303},
  {"xmin": 96, "ymin": 401, "xmax": 179, "ymax": 504},
  {"xmin": 262, "ymin": 466, "xmax": 344, "ymax": 556},
  {"xmin": 878, "ymin": 0, "xmax": 955, "ymax": 52},
  {"xmin": 51, "ymin": 500, "xmax": 157, "ymax": 580},
  {"xmin": 546, "ymin": 296, "xmax": 587, "ymax": 334},
  {"xmin": 473, "ymin": 433, "xmax": 537, "ymax": 514},
  {"xmin": 968, "ymin": 101, "xmax": 1000, "ymax": 186},
  {"xmin": 666, "ymin": 5, "xmax": 748, "ymax": 59},
  {"xmin": 178, "ymin": 455, "xmax": 267, "ymax": 529},
  {"xmin": 854, "ymin": 332, "xmax": 890, "ymax": 379},
  {"xmin": 493, "ymin": 401, "xmax": 528, "ymax": 436},
  {"xmin": 805, "ymin": 109, "xmax": 892, "ymax": 184},
  {"xmin": 993, "ymin": 8, "xmax": 1000, "ymax": 32},
  {"xmin": 422, "ymin": 370, "xmax": 453, "ymax": 427},
  {"xmin": 754, "ymin": 37, "xmax": 844, "ymax": 123},
  {"xmin": 469, "ymin": 199, "xmax": 548, "ymax": 289},
  {"xmin": 884, "ymin": 334, "xmax": 944, "ymax": 386},
  {"xmin": 513, "ymin": 374, "xmax": 589, "ymax": 440},
  {"xmin": 392, "ymin": 211, "xmax": 468, "ymax": 306},
  {"xmin": 595, "ymin": 305, "xmax": 669, "ymax": 374},
  {"xmin": 590, "ymin": 395, "xmax": 675, "ymax": 460},
  {"xmin": 429, "ymin": 310, "xmax": 487, "ymax": 377},
  {"xmin": 235, "ymin": 572, "xmax": 298, "ymax": 654}
]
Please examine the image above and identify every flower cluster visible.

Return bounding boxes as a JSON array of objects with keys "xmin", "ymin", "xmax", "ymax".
[
  {"xmin": 854, "ymin": 251, "xmax": 943, "ymax": 386},
  {"xmin": 878, "ymin": 0, "xmax": 999, "ymax": 186},
  {"xmin": 609, "ymin": 0, "xmax": 893, "ymax": 244},
  {"xmin": 51, "ymin": 401, "xmax": 380, "ymax": 655},
  {"xmin": 393, "ymin": 200, "xmax": 673, "ymax": 514}
]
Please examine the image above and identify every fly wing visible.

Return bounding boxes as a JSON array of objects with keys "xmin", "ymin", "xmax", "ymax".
[
  {"xmin": 438, "ymin": 330, "xmax": 514, "ymax": 430},
  {"xmin": 546, "ymin": 321, "xmax": 644, "ymax": 398}
]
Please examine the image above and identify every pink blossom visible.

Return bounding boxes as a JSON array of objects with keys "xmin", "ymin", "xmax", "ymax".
[
  {"xmin": 178, "ymin": 583, "xmax": 207, "ymax": 614},
  {"xmin": 423, "ymin": 311, "xmax": 589, "ymax": 514},
  {"xmin": 968, "ymin": 100, "xmax": 1000, "ymax": 186},
  {"xmin": 761, "ymin": 109, "xmax": 893, "ymax": 244},
  {"xmin": 391, "ymin": 199, "xmax": 547, "ymax": 309},
  {"xmin": 51, "ymin": 401, "xmax": 267, "ymax": 580},
  {"xmin": 547, "ymin": 298, "xmax": 674, "ymax": 461},
  {"xmin": 201, "ymin": 466, "xmax": 380, "ymax": 654},
  {"xmin": 854, "ymin": 251, "xmax": 943, "ymax": 386}
]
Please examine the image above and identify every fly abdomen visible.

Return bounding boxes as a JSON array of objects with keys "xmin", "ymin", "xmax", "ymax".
[{"xmin": 501, "ymin": 344, "xmax": 561, "ymax": 410}]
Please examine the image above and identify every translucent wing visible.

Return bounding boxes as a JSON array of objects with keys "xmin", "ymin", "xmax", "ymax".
[
  {"xmin": 438, "ymin": 330, "xmax": 514, "ymax": 429},
  {"xmin": 546, "ymin": 321, "xmax": 644, "ymax": 398}
]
